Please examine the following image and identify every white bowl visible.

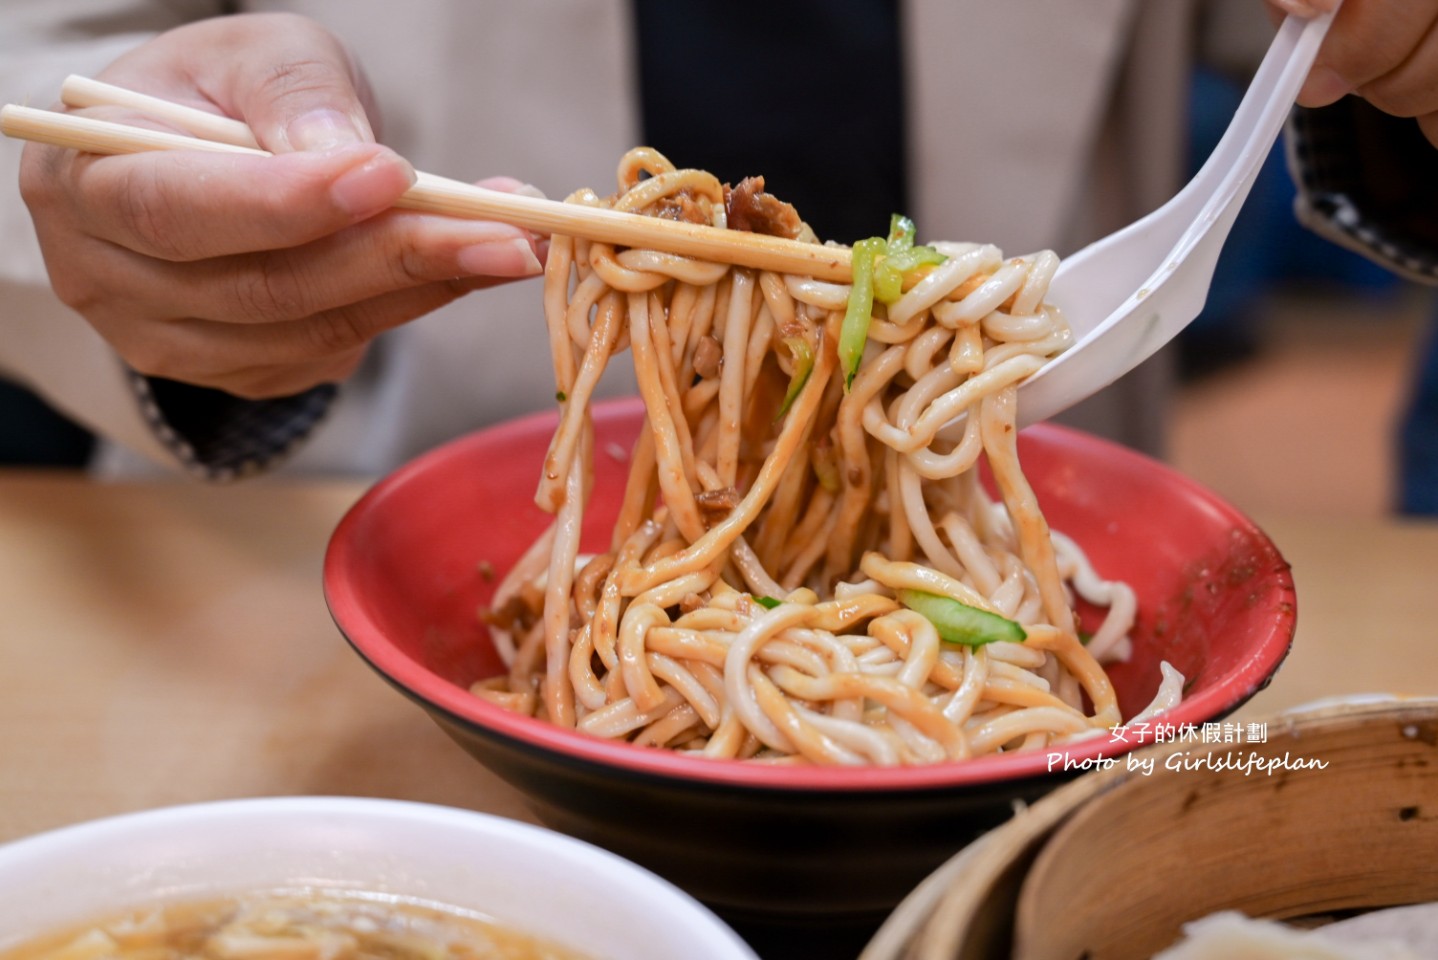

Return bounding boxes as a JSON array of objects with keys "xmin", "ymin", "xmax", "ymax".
[{"xmin": 0, "ymin": 796, "xmax": 757, "ymax": 960}]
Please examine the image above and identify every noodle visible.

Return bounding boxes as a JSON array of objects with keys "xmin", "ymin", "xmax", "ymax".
[{"xmin": 475, "ymin": 148, "xmax": 1176, "ymax": 766}]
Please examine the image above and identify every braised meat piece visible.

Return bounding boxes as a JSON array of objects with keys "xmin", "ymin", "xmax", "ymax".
[{"xmin": 725, "ymin": 176, "xmax": 803, "ymax": 239}]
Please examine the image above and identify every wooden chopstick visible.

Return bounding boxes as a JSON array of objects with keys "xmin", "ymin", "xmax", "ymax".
[
  {"xmin": 60, "ymin": 75, "xmax": 260, "ymax": 149},
  {"xmin": 2, "ymin": 80, "xmax": 854, "ymax": 282}
]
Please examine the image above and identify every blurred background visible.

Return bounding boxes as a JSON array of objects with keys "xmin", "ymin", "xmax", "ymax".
[
  {"xmin": 1171, "ymin": 0, "xmax": 1436, "ymax": 520},
  {"xmin": 1171, "ymin": 273, "xmax": 1431, "ymax": 519}
]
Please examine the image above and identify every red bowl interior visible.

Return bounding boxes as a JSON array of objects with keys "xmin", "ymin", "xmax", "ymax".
[{"xmin": 325, "ymin": 397, "xmax": 1295, "ymax": 792}]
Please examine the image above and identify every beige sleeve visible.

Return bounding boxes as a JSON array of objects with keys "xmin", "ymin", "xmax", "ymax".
[{"xmin": 0, "ymin": 0, "xmax": 226, "ymax": 471}]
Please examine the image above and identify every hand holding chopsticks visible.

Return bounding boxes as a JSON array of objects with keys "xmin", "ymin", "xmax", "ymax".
[
  {"xmin": 1, "ymin": 64, "xmax": 851, "ymax": 400},
  {"xmin": 2, "ymin": 77, "xmax": 853, "ymax": 282},
  {"xmin": 6, "ymin": 69, "xmax": 565, "ymax": 398}
]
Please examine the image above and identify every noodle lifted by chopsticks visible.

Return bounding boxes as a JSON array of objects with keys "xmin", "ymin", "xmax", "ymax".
[{"xmin": 477, "ymin": 148, "xmax": 1172, "ymax": 766}]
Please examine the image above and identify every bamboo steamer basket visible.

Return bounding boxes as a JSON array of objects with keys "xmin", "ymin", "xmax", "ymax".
[{"xmin": 861, "ymin": 697, "xmax": 1438, "ymax": 960}]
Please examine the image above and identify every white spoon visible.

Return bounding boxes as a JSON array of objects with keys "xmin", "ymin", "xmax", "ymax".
[{"xmin": 1017, "ymin": 9, "xmax": 1337, "ymax": 426}]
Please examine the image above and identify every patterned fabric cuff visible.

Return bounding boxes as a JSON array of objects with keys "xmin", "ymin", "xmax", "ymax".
[
  {"xmin": 1286, "ymin": 98, "xmax": 1438, "ymax": 285},
  {"xmin": 129, "ymin": 371, "xmax": 337, "ymax": 481}
]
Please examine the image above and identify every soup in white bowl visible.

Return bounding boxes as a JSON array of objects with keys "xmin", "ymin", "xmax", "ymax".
[{"xmin": 0, "ymin": 798, "xmax": 756, "ymax": 960}]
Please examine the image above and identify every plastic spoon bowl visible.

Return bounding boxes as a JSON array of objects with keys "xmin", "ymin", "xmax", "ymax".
[{"xmin": 1017, "ymin": 10, "xmax": 1336, "ymax": 426}]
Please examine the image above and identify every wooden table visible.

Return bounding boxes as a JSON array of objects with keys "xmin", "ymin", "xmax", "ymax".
[
  {"xmin": 0, "ymin": 472, "xmax": 533, "ymax": 844},
  {"xmin": 2, "ymin": 471, "xmax": 1437, "ymax": 846}
]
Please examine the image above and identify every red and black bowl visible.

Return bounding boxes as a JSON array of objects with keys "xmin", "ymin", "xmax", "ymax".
[{"xmin": 324, "ymin": 397, "xmax": 1295, "ymax": 952}]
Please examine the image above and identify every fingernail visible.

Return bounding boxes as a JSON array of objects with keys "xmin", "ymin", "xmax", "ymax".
[
  {"xmin": 330, "ymin": 147, "xmax": 417, "ymax": 219},
  {"xmin": 457, "ymin": 238, "xmax": 543, "ymax": 278},
  {"xmin": 1299, "ymin": 65, "xmax": 1353, "ymax": 107},
  {"xmin": 513, "ymin": 182, "xmax": 547, "ymax": 200},
  {"xmin": 287, "ymin": 108, "xmax": 362, "ymax": 151}
]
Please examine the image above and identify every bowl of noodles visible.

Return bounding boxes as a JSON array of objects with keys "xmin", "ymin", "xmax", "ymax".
[{"xmin": 324, "ymin": 149, "xmax": 1296, "ymax": 950}]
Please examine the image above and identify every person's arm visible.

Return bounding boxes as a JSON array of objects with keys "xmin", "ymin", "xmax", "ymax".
[
  {"xmin": 0, "ymin": 0, "xmax": 230, "ymax": 469},
  {"xmin": 3, "ymin": 9, "xmax": 545, "ymax": 478},
  {"xmin": 1288, "ymin": 98, "xmax": 1438, "ymax": 285},
  {"xmin": 1273, "ymin": 0, "xmax": 1438, "ymax": 284}
]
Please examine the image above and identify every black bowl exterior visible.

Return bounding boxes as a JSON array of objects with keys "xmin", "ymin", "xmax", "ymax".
[
  {"xmin": 346, "ymin": 645, "xmax": 1257, "ymax": 933},
  {"xmin": 418, "ymin": 698, "xmax": 1066, "ymax": 920},
  {"xmin": 337, "ymin": 631, "xmax": 1069, "ymax": 954}
]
